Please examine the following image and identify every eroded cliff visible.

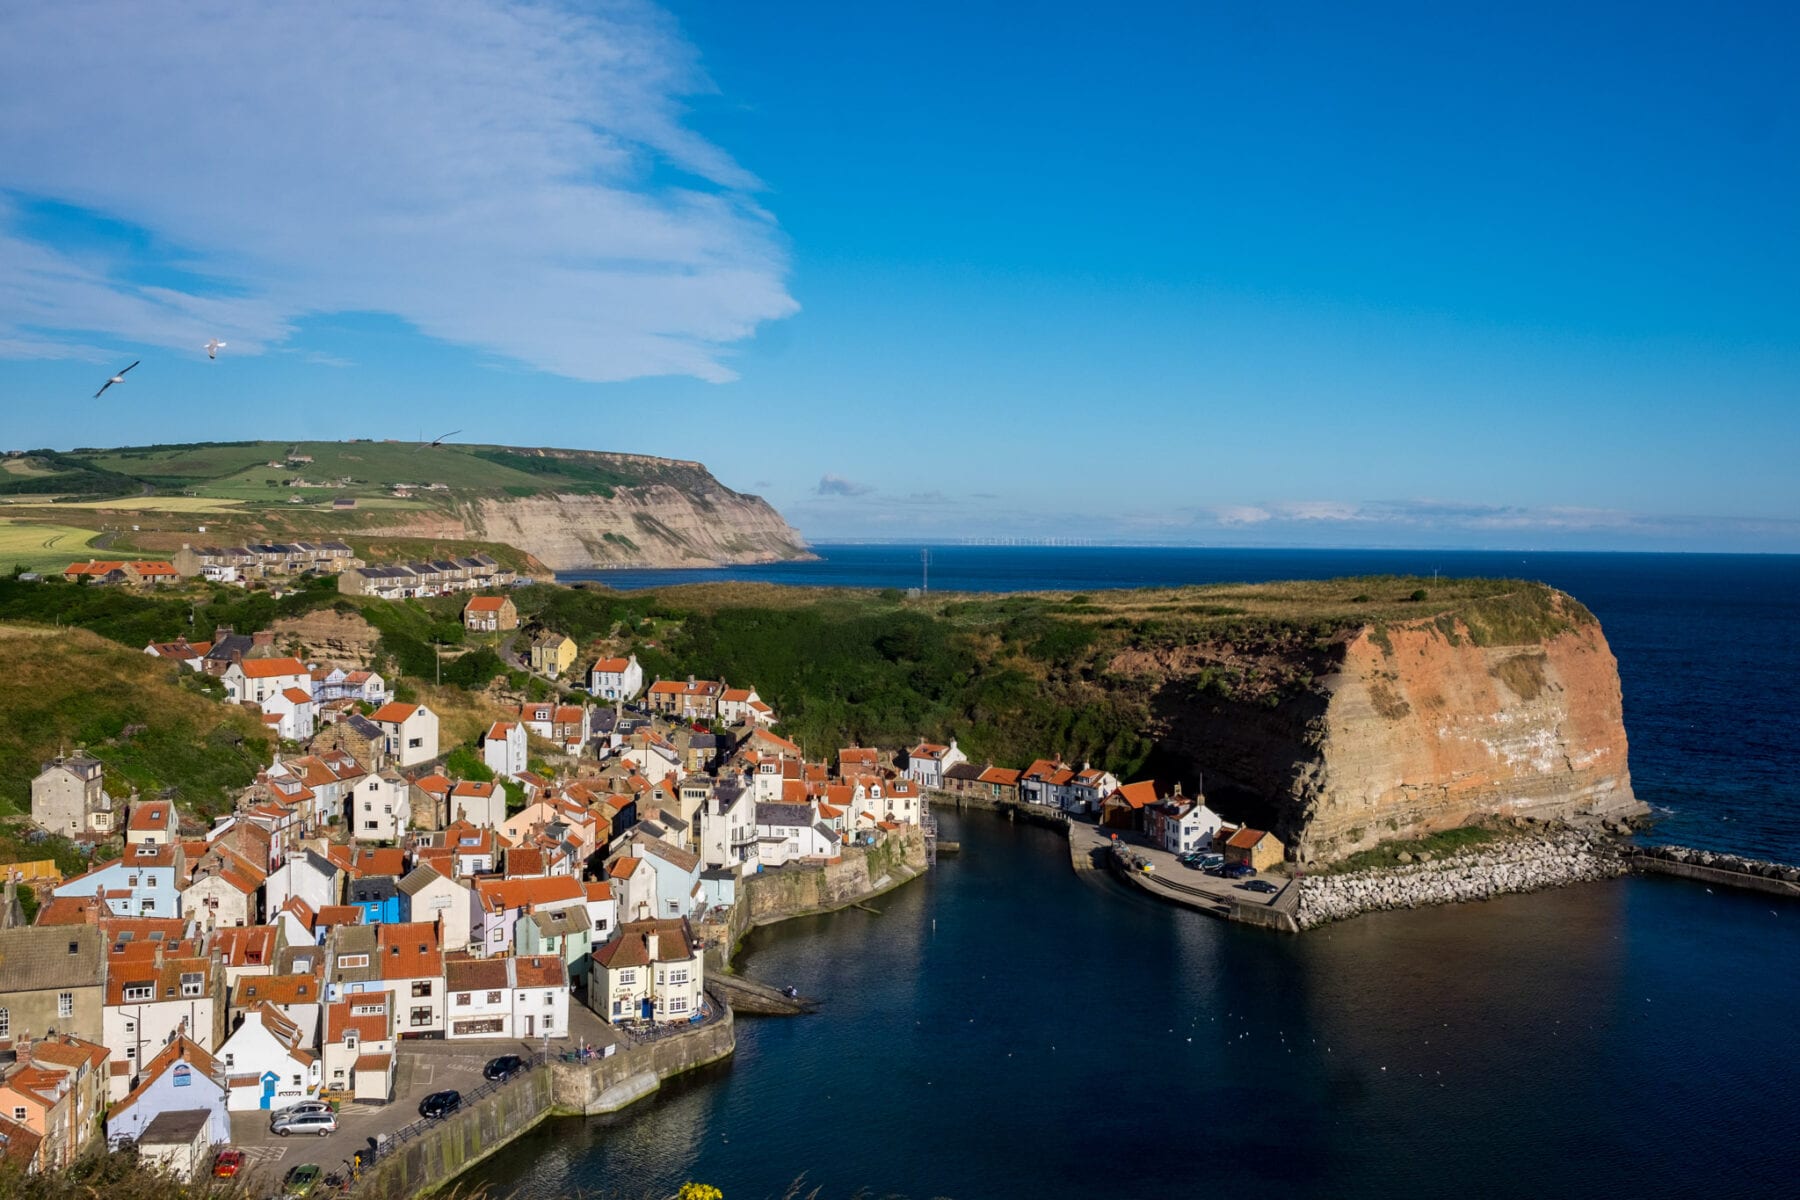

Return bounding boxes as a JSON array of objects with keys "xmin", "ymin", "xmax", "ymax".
[{"xmin": 1125, "ymin": 587, "xmax": 1641, "ymax": 862}]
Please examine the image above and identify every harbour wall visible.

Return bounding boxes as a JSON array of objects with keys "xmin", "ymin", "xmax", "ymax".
[
  {"xmin": 1628, "ymin": 845, "xmax": 1800, "ymax": 898},
  {"xmin": 357, "ymin": 1011, "xmax": 736, "ymax": 1199}
]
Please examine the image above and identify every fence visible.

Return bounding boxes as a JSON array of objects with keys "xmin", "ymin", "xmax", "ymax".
[
  {"xmin": 338, "ymin": 1051, "xmax": 548, "ymax": 1193},
  {"xmin": 609, "ymin": 996, "xmax": 723, "ymax": 1047}
]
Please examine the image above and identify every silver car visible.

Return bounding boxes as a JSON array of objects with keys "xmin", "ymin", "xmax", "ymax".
[{"xmin": 271, "ymin": 1109, "xmax": 338, "ymax": 1137}]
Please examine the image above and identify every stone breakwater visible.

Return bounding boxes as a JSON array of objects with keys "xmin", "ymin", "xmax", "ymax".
[
  {"xmin": 1295, "ymin": 833, "xmax": 1627, "ymax": 929},
  {"xmin": 1631, "ymin": 843, "xmax": 1800, "ymax": 883}
]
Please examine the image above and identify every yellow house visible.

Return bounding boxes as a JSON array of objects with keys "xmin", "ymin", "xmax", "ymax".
[
  {"xmin": 1223, "ymin": 827, "xmax": 1286, "ymax": 871},
  {"xmin": 529, "ymin": 631, "xmax": 578, "ymax": 679}
]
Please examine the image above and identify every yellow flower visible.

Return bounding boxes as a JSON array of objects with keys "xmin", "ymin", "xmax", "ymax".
[{"xmin": 677, "ymin": 1185, "xmax": 723, "ymax": 1200}]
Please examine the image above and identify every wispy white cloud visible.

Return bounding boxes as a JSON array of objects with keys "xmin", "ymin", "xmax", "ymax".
[{"xmin": 0, "ymin": 0, "xmax": 795, "ymax": 380}]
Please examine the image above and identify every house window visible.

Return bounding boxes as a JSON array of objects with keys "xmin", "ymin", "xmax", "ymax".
[
  {"xmin": 410, "ymin": 1007, "xmax": 432, "ymax": 1027},
  {"xmin": 667, "ymin": 968, "xmax": 689, "ymax": 986},
  {"xmin": 543, "ymin": 991, "xmax": 555, "ymax": 1004},
  {"xmin": 11, "ymin": 1107, "xmax": 23, "ymax": 1123},
  {"xmin": 123, "ymin": 984, "xmax": 153, "ymax": 1002},
  {"xmin": 181, "ymin": 973, "xmax": 204, "ymax": 997},
  {"xmin": 338, "ymin": 954, "xmax": 369, "ymax": 969},
  {"xmin": 58, "ymin": 993, "xmax": 73, "ymax": 1018},
  {"xmin": 456, "ymin": 993, "xmax": 471, "ymax": 1007},
  {"xmin": 411, "ymin": 981, "xmax": 432, "ymax": 998},
  {"xmin": 365, "ymin": 821, "xmax": 379, "ymax": 831},
  {"xmin": 0, "ymin": 1010, "xmax": 8, "ymax": 1038},
  {"xmin": 668, "ymin": 996, "xmax": 688, "ymax": 1014},
  {"xmin": 486, "ymin": 991, "xmax": 502, "ymax": 1004}
]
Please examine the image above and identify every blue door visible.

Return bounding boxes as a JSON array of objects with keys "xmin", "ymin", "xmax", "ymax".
[
  {"xmin": 640, "ymin": 998, "xmax": 653, "ymax": 1020},
  {"xmin": 260, "ymin": 1071, "xmax": 279, "ymax": 1110}
]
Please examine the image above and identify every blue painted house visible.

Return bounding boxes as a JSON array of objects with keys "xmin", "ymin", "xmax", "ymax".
[
  {"xmin": 54, "ymin": 842, "xmax": 186, "ymax": 918},
  {"xmin": 349, "ymin": 876, "xmax": 402, "ymax": 925}
]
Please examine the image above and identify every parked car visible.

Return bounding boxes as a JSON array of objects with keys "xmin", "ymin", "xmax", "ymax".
[
  {"xmin": 277, "ymin": 1099, "xmax": 334, "ymax": 1117},
  {"xmin": 483, "ymin": 1055, "xmax": 527, "ymax": 1082},
  {"xmin": 284, "ymin": 1163, "xmax": 323, "ymax": 1197},
  {"xmin": 211, "ymin": 1149, "xmax": 245, "ymax": 1178},
  {"xmin": 271, "ymin": 1110, "xmax": 338, "ymax": 1137},
  {"xmin": 1221, "ymin": 862, "xmax": 1257, "ymax": 879},
  {"xmin": 1239, "ymin": 879, "xmax": 1280, "ymax": 894},
  {"xmin": 419, "ymin": 1090, "xmax": 462, "ymax": 1120}
]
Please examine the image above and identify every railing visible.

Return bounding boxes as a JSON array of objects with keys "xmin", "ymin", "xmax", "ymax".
[
  {"xmin": 611, "ymin": 996, "xmax": 723, "ymax": 1045},
  {"xmin": 338, "ymin": 1050, "xmax": 547, "ymax": 1192}
]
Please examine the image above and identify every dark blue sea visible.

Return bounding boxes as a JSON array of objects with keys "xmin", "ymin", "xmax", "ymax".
[{"xmin": 490, "ymin": 547, "xmax": 1800, "ymax": 1199}]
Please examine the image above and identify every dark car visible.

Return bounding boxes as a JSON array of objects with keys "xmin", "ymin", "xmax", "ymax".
[
  {"xmin": 418, "ymin": 1090, "xmax": 462, "ymax": 1120},
  {"xmin": 1239, "ymin": 879, "xmax": 1280, "ymax": 894},
  {"xmin": 1222, "ymin": 862, "xmax": 1257, "ymax": 879},
  {"xmin": 483, "ymin": 1055, "xmax": 527, "ymax": 1082}
]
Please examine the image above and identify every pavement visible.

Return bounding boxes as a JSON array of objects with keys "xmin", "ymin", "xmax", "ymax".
[
  {"xmin": 1071, "ymin": 820, "xmax": 1297, "ymax": 915},
  {"xmin": 226, "ymin": 1004, "xmax": 621, "ymax": 1196}
]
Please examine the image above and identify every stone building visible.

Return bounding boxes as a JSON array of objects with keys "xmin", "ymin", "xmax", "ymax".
[{"xmin": 29, "ymin": 756, "xmax": 113, "ymax": 837}]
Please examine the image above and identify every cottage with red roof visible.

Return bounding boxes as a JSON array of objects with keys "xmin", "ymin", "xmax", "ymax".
[
  {"xmin": 1223, "ymin": 827, "xmax": 1286, "ymax": 872},
  {"xmin": 444, "ymin": 954, "xmax": 569, "ymax": 1039},
  {"xmin": 646, "ymin": 676, "xmax": 723, "ymax": 719},
  {"xmin": 0, "ymin": 1034, "xmax": 109, "ymax": 1172},
  {"xmin": 347, "ymin": 768, "xmax": 412, "ymax": 842},
  {"xmin": 220, "ymin": 657, "xmax": 311, "ymax": 706},
  {"xmin": 481, "ymin": 719, "xmax": 527, "ymax": 778},
  {"xmin": 588, "ymin": 653, "xmax": 644, "ymax": 701},
  {"xmin": 462, "ymin": 594, "xmax": 518, "ymax": 632},
  {"xmin": 904, "ymin": 739, "xmax": 967, "ymax": 791},
  {"xmin": 321, "ymin": 993, "xmax": 396, "ymax": 1101},
  {"xmin": 370, "ymin": 702, "xmax": 438, "ymax": 768}
]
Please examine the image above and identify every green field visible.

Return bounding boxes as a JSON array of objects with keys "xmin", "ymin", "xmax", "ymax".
[{"xmin": 0, "ymin": 518, "xmax": 102, "ymax": 571}]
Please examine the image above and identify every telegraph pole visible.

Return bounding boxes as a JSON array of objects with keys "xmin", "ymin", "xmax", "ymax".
[{"xmin": 921, "ymin": 548, "xmax": 930, "ymax": 594}]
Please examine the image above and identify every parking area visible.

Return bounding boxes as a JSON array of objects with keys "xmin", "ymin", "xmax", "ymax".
[
  {"xmin": 225, "ymin": 1005, "xmax": 621, "ymax": 1194},
  {"xmin": 1073, "ymin": 821, "xmax": 1293, "ymax": 909}
]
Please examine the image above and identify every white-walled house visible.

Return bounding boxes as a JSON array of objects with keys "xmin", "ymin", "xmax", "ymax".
[
  {"xmin": 1148, "ymin": 797, "xmax": 1224, "ymax": 855},
  {"xmin": 444, "ymin": 955, "xmax": 568, "ymax": 1040},
  {"xmin": 264, "ymin": 850, "xmax": 340, "ymax": 918},
  {"xmin": 588, "ymin": 655, "xmax": 644, "ymax": 701},
  {"xmin": 753, "ymin": 802, "xmax": 839, "ymax": 868},
  {"xmin": 448, "ymin": 780, "xmax": 505, "ymax": 830},
  {"xmin": 370, "ymin": 702, "xmax": 439, "ymax": 769},
  {"xmin": 699, "ymin": 780, "xmax": 756, "ymax": 875},
  {"xmin": 30, "ymin": 755, "xmax": 114, "ymax": 837},
  {"xmin": 105, "ymin": 1038, "xmax": 228, "ymax": 1154},
  {"xmin": 261, "ymin": 687, "xmax": 316, "ymax": 741},
  {"xmin": 220, "ymin": 658, "xmax": 311, "ymax": 706},
  {"xmin": 348, "ymin": 770, "xmax": 411, "ymax": 842},
  {"xmin": 481, "ymin": 720, "xmax": 527, "ymax": 778},
  {"xmin": 590, "ymin": 918, "xmax": 703, "ymax": 1025},
  {"xmin": 215, "ymin": 1005, "xmax": 321, "ymax": 1112},
  {"xmin": 905, "ymin": 740, "xmax": 968, "ymax": 790},
  {"xmin": 398, "ymin": 865, "xmax": 473, "ymax": 953},
  {"xmin": 320, "ymin": 995, "xmax": 396, "ymax": 1103}
]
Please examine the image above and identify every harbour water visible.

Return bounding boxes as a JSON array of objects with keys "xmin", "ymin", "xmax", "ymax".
[{"xmin": 491, "ymin": 547, "xmax": 1800, "ymax": 1198}]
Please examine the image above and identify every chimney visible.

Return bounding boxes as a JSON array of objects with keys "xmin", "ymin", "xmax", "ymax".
[
  {"xmin": 252, "ymin": 630, "xmax": 275, "ymax": 649},
  {"xmin": 644, "ymin": 932, "xmax": 659, "ymax": 959}
]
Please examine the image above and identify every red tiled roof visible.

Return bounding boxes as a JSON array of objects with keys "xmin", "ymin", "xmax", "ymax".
[
  {"xmin": 371, "ymin": 702, "xmax": 420, "ymax": 724},
  {"xmin": 238, "ymin": 658, "xmax": 309, "ymax": 679},
  {"xmin": 1110, "ymin": 780, "xmax": 1160, "ymax": 810},
  {"xmin": 465, "ymin": 596, "xmax": 508, "ymax": 612}
]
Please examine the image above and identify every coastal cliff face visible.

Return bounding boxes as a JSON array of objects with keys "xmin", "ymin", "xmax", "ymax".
[
  {"xmin": 359, "ymin": 476, "xmax": 810, "ymax": 571},
  {"xmin": 1136, "ymin": 593, "xmax": 1641, "ymax": 863}
]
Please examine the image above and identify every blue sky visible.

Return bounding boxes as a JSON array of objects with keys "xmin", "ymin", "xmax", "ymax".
[{"xmin": 2, "ymin": 1, "xmax": 1797, "ymax": 550}]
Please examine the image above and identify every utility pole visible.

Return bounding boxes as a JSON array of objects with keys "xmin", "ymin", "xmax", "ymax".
[{"xmin": 921, "ymin": 548, "xmax": 930, "ymax": 594}]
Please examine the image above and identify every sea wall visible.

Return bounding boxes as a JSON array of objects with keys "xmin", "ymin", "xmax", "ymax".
[
  {"xmin": 356, "ymin": 1013, "xmax": 735, "ymax": 1198},
  {"xmin": 1295, "ymin": 832, "xmax": 1627, "ymax": 929},
  {"xmin": 1629, "ymin": 844, "xmax": 1800, "ymax": 898}
]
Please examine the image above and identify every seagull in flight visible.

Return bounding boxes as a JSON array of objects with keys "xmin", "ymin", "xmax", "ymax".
[
  {"xmin": 94, "ymin": 361, "xmax": 139, "ymax": 398},
  {"xmin": 205, "ymin": 339, "xmax": 227, "ymax": 360},
  {"xmin": 418, "ymin": 429, "xmax": 462, "ymax": 450}
]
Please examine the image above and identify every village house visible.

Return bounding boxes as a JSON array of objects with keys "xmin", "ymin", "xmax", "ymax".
[
  {"xmin": 1100, "ymin": 780, "xmax": 1161, "ymax": 830},
  {"xmin": 231, "ymin": 973, "xmax": 326, "ymax": 1049},
  {"xmin": 263, "ymin": 849, "xmax": 341, "ymax": 919},
  {"xmin": 1223, "ymin": 827, "xmax": 1286, "ymax": 872},
  {"xmin": 0, "ymin": 1034, "xmax": 109, "ymax": 1172},
  {"xmin": 528, "ymin": 631, "xmax": 578, "ymax": 679},
  {"xmin": 1068, "ymin": 764, "xmax": 1122, "ymax": 816},
  {"xmin": 587, "ymin": 654, "xmax": 644, "ymax": 701},
  {"xmin": 905, "ymin": 740, "xmax": 968, "ymax": 790},
  {"xmin": 347, "ymin": 769, "xmax": 411, "ymax": 842},
  {"xmin": 449, "ymin": 780, "xmax": 505, "ymax": 830},
  {"xmin": 517, "ymin": 905, "xmax": 592, "ymax": 983},
  {"xmin": 716, "ymin": 687, "xmax": 764, "ymax": 725},
  {"xmin": 589, "ymin": 918, "xmax": 703, "ymax": 1025},
  {"xmin": 978, "ymin": 765, "xmax": 1023, "ymax": 805},
  {"xmin": 102, "ymin": 935, "xmax": 226, "ymax": 1071},
  {"xmin": 181, "ymin": 849, "xmax": 264, "ymax": 929},
  {"xmin": 62, "ymin": 560, "xmax": 179, "ymax": 586},
  {"xmin": 320, "ymin": 993, "xmax": 397, "ymax": 1103},
  {"xmin": 125, "ymin": 799, "xmax": 179, "ymax": 847},
  {"xmin": 144, "ymin": 637, "xmax": 211, "ymax": 670},
  {"xmin": 1021, "ymin": 759, "xmax": 1078, "ymax": 809},
  {"xmin": 471, "ymin": 875, "xmax": 584, "ymax": 959},
  {"xmin": 482, "ymin": 720, "xmax": 528, "ymax": 778},
  {"xmin": 30, "ymin": 756, "xmax": 114, "ymax": 838},
  {"xmin": 646, "ymin": 677, "xmax": 723, "ymax": 720},
  {"xmin": 519, "ymin": 702, "xmax": 589, "ymax": 755},
  {"xmin": 261, "ymin": 686, "xmax": 316, "ymax": 741},
  {"xmin": 753, "ymin": 802, "xmax": 839, "ymax": 868},
  {"xmin": 54, "ymin": 843, "xmax": 186, "ymax": 918},
  {"xmin": 214, "ymin": 1004, "xmax": 320, "ymax": 1112},
  {"xmin": 220, "ymin": 657, "xmax": 311, "ymax": 706},
  {"xmin": 623, "ymin": 835, "xmax": 704, "ymax": 921},
  {"xmin": 408, "ymin": 772, "xmax": 454, "ymax": 831},
  {"xmin": 1145, "ymin": 793, "xmax": 1224, "ymax": 855},
  {"xmin": 444, "ymin": 954, "xmax": 569, "ymax": 1040},
  {"xmin": 462, "ymin": 594, "xmax": 518, "ymax": 632},
  {"xmin": 397, "ymin": 865, "xmax": 473, "ymax": 953},
  {"xmin": 104, "ymin": 1038, "xmax": 229, "ymax": 1173},
  {"xmin": 0, "ymin": 926, "xmax": 106, "ymax": 1046},
  {"xmin": 373, "ymin": 922, "xmax": 446, "ymax": 1037},
  {"xmin": 370, "ymin": 702, "xmax": 439, "ymax": 769}
]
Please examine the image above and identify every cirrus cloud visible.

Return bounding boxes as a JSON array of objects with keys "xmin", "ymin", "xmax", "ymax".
[{"xmin": 0, "ymin": 0, "xmax": 795, "ymax": 381}]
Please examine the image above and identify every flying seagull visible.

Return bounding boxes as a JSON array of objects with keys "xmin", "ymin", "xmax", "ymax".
[
  {"xmin": 418, "ymin": 429, "xmax": 462, "ymax": 450},
  {"xmin": 94, "ymin": 361, "xmax": 139, "ymax": 398},
  {"xmin": 205, "ymin": 339, "xmax": 227, "ymax": 360}
]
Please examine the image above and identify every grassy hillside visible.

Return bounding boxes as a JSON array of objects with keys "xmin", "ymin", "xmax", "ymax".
[{"xmin": 0, "ymin": 624, "xmax": 274, "ymax": 819}]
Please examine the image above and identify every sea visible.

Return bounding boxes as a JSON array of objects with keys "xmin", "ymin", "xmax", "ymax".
[{"xmin": 472, "ymin": 547, "xmax": 1800, "ymax": 1199}]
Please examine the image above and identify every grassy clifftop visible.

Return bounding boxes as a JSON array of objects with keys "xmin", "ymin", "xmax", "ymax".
[{"xmin": 0, "ymin": 624, "xmax": 273, "ymax": 819}]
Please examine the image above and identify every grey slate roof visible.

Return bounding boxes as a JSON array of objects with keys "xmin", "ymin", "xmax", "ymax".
[
  {"xmin": 0, "ymin": 926, "xmax": 104, "ymax": 993},
  {"xmin": 755, "ymin": 802, "xmax": 812, "ymax": 829}
]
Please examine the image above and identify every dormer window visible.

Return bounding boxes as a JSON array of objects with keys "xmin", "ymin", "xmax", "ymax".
[{"xmin": 135, "ymin": 845, "xmax": 157, "ymax": 858}]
